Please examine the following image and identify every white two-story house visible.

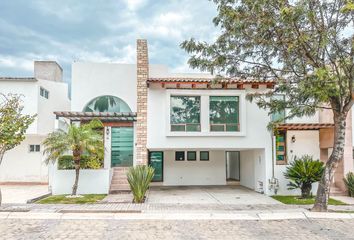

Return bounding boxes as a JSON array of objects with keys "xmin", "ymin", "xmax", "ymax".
[
  {"xmin": 0, "ymin": 61, "xmax": 70, "ymax": 184},
  {"xmin": 51, "ymin": 40, "xmax": 353, "ymax": 196}
]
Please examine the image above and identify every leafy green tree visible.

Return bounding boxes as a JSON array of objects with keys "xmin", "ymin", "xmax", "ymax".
[
  {"xmin": 0, "ymin": 93, "xmax": 36, "ymax": 205},
  {"xmin": 182, "ymin": 0, "xmax": 353, "ymax": 212},
  {"xmin": 284, "ymin": 155, "xmax": 325, "ymax": 198},
  {"xmin": 43, "ymin": 119, "xmax": 104, "ymax": 196}
]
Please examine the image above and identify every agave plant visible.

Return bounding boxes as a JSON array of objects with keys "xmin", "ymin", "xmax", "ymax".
[
  {"xmin": 284, "ymin": 155, "xmax": 324, "ymax": 198},
  {"xmin": 344, "ymin": 172, "xmax": 354, "ymax": 197},
  {"xmin": 127, "ymin": 165, "xmax": 154, "ymax": 203}
]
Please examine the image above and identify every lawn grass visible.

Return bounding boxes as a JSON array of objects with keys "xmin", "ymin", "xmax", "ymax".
[
  {"xmin": 271, "ymin": 195, "xmax": 347, "ymax": 205},
  {"xmin": 36, "ymin": 194, "xmax": 106, "ymax": 204}
]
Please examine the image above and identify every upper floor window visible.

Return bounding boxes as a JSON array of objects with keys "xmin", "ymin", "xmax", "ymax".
[
  {"xmin": 170, "ymin": 96, "xmax": 200, "ymax": 132},
  {"xmin": 40, "ymin": 87, "xmax": 49, "ymax": 99},
  {"xmin": 210, "ymin": 96, "xmax": 239, "ymax": 132},
  {"xmin": 271, "ymin": 95, "xmax": 285, "ymax": 123},
  {"xmin": 29, "ymin": 144, "xmax": 40, "ymax": 152}
]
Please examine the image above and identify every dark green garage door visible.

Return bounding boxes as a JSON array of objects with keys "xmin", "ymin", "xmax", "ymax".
[{"xmin": 111, "ymin": 127, "xmax": 133, "ymax": 167}]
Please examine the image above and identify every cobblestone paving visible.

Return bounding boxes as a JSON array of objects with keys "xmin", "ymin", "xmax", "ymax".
[{"xmin": 1, "ymin": 218, "xmax": 354, "ymax": 240}]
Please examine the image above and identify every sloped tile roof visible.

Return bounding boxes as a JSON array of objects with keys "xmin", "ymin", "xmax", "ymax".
[{"xmin": 147, "ymin": 77, "xmax": 274, "ymax": 84}]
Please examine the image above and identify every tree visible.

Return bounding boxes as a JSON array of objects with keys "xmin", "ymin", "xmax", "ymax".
[
  {"xmin": 284, "ymin": 155, "xmax": 325, "ymax": 198},
  {"xmin": 181, "ymin": 0, "xmax": 354, "ymax": 211},
  {"xmin": 43, "ymin": 119, "xmax": 103, "ymax": 196},
  {"xmin": 0, "ymin": 93, "xmax": 36, "ymax": 205}
]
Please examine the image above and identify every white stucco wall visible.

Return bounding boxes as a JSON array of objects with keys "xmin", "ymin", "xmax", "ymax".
[
  {"xmin": 274, "ymin": 130, "xmax": 320, "ymax": 195},
  {"xmin": 240, "ymin": 149, "xmax": 266, "ymax": 192},
  {"xmin": 36, "ymin": 79, "xmax": 70, "ymax": 135},
  {"xmin": 163, "ymin": 150, "xmax": 226, "ymax": 185},
  {"xmin": 71, "ymin": 63, "xmax": 138, "ymax": 112},
  {"xmin": 0, "ymin": 80, "xmax": 39, "ymax": 134},
  {"xmin": 0, "ymin": 135, "xmax": 48, "ymax": 182},
  {"xmin": 51, "ymin": 168, "xmax": 110, "ymax": 195},
  {"xmin": 147, "ymin": 87, "xmax": 273, "ymax": 150}
]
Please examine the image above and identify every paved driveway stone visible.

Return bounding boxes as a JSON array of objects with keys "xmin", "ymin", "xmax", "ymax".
[
  {"xmin": 147, "ymin": 186, "xmax": 280, "ymax": 205},
  {"xmin": 0, "ymin": 184, "xmax": 49, "ymax": 204},
  {"xmin": 1, "ymin": 218, "xmax": 354, "ymax": 239}
]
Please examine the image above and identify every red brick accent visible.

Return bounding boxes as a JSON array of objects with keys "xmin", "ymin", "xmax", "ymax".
[{"xmin": 136, "ymin": 39, "xmax": 149, "ymax": 165}]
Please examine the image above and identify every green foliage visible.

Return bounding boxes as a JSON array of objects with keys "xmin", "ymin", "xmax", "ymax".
[
  {"xmin": 36, "ymin": 194, "xmax": 106, "ymax": 204},
  {"xmin": 0, "ymin": 94, "xmax": 36, "ymax": 163},
  {"xmin": 284, "ymin": 155, "xmax": 324, "ymax": 198},
  {"xmin": 271, "ymin": 195, "xmax": 346, "ymax": 205},
  {"xmin": 127, "ymin": 165, "xmax": 154, "ymax": 203},
  {"xmin": 43, "ymin": 119, "xmax": 104, "ymax": 164},
  {"xmin": 43, "ymin": 119, "xmax": 104, "ymax": 195},
  {"xmin": 58, "ymin": 155, "xmax": 103, "ymax": 170},
  {"xmin": 181, "ymin": 0, "xmax": 353, "ymax": 122},
  {"xmin": 343, "ymin": 172, "xmax": 354, "ymax": 197}
]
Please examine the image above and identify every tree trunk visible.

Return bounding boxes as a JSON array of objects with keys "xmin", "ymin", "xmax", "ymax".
[
  {"xmin": 312, "ymin": 112, "xmax": 347, "ymax": 212},
  {"xmin": 71, "ymin": 154, "xmax": 81, "ymax": 196},
  {"xmin": 301, "ymin": 182, "xmax": 312, "ymax": 199}
]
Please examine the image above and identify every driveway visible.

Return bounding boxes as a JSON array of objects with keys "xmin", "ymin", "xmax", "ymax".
[
  {"xmin": 0, "ymin": 184, "xmax": 50, "ymax": 204},
  {"xmin": 147, "ymin": 185, "xmax": 280, "ymax": 205}
]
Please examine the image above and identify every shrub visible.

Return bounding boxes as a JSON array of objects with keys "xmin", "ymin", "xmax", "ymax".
[
  {"xmin": 58, "ymin": 155, "xmax": 103, "ymax": 170},
  {"xmin": 344, "ymin": 172, "xmax": 354, "ymax": 197},
  {"xmin": 127, "ymin": 165, "xmax": 154, "ymax": 203},
  {"xmin": 284, "ymin": 155, "xmax": 324, "ymax": 198}
]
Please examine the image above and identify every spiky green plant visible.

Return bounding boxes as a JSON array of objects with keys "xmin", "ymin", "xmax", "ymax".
[
  {"xmin": 43, "ymin": 119, "xmax": 103, "ymax": 195},
  {"xmin": 284, "ymin": 155, "xmax": 324, "ymax": 198},
  {"xmin": 127, "ymin": 165, "xmax": 154, "ymax": 203},
  {"xmin": 344, "ymin": 172, "xmax": 354, "ymax": 197}
]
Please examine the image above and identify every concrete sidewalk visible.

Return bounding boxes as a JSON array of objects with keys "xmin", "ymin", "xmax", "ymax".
[{"xmin": 1, "ymin": 210, "xmax": 354, "ymax": 221}]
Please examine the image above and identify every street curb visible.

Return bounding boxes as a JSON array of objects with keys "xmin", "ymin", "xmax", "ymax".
[{"xmin": 0, "ymin": 211, "xmax": 354, "ymax": 221}]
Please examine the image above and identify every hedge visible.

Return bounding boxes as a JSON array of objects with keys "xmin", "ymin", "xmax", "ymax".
[{"xmin": 58, "ymin": 155, "xmax": 103, "ymax": 170}]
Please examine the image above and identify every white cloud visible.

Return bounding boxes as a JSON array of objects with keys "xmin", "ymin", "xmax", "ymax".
[{"xmin": 123, "ymin": 0, "xmax": 147, "ymax": 11}]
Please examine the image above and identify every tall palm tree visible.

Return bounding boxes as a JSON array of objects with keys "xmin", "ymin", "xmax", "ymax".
[{"xmin": 43, "ymin": 119, "xmax": 104, "ymax": 195}]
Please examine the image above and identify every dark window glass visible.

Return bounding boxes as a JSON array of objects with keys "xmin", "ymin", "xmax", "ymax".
[
  {"xmin": 175, "ymin": 151, "xmax": 185, "ymax": 161},
  {"xmin": 170, "ymin": 96, "xmax": 200, "ymax": 132},
  {"xmin": 210, "ymin": 96, "xmax": 239, "ymax": 132},
  {"xmin": 200, "ymin": 151, "xmax": 209, "ymax": 161},
  {"xmin": 187, "ymin": 151, "xmax": 196, "ymax": 161},
  {"xmin": 29, "ymin": 145, "xmax": 35, "ymax": 152},
  {"xmin": 35, "ymin": 145, "xmax": 40, "ymax": 152}
]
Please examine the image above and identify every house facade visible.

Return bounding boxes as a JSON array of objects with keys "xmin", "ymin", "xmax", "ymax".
[
  {"xmin": 50, "ymin": 39, "xmax": 353, "ymax": 196},
  {"xmin": 0, "ymin": 61, "xmax": 70, "ymax": 184}
]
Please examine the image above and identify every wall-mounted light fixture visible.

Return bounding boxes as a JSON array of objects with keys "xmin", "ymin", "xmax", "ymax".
[
  {"xmin": 106, "ymin": 127, "xmax": 110, "ymax": 139},
  {"xmin": 291, "ymin": 135, "xmax": 296, "ymax": 143}
]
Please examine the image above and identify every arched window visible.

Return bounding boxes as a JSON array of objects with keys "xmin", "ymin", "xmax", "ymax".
[{"xmin": 83, "ymin": 95, "xmax": 132, "ymax": 112}]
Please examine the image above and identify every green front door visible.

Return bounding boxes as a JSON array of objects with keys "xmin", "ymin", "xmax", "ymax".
[
  {"xmin": 111, "ymin": 127, "xmax": 133, "ymax": 167},
  {"xmin": 149, "ymin": 151, "xmax": 163, "ymax": 182}
]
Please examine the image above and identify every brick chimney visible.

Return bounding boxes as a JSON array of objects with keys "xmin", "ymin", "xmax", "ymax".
[
  {"xmin": 136, "ymin": 39, "xmax": 149, "ymax": 165},
  {"xmin": 34, "ymin": 61, "xmax": 63, "ymax": 82}
]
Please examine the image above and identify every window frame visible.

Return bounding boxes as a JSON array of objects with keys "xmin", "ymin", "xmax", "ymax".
[
  {"xmin": 187, "ymin": 151, "xmax": 197, "ymax": 161},
  {"xmin": 200, "ymin": 151, "xmax": 209, "ymax": 161},
  {"xmin": 275, "ymin": 130, "xmax": 287, "ymax": 165},
  {"xmin": 209, "ymin": 96, "xmax": 240, "ymax": 132},
  {"xmin": 29, "ymin": 144, "xmax": 40, "ymax": 153},
  {"xmin": 166, "ymin": 90, "xmax": 246, "ymax": 137},
  {"xmin": 40, "ymin": 87, "xmax": 49, "ymax": 99},
  {"xmin": 170, "ymin": 95, "xmax": 201, "ymax": 132},
  {"xmin": 175, "ymin": 151, "xmax": 185, "ymax": 161}
]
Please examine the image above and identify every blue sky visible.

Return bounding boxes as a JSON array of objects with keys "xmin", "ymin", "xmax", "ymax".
[{"xmin": 0, "ymin": 0, "xmax": 217, "ymax": 83}]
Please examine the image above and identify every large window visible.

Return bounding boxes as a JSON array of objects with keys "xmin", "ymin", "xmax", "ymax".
[
  {"xmin": 271, "ymin": 95, "xmax": 285, "ymax": 123},
  {"xmin": 209, "ymin": 96, "xmax": 239, "ymax": 132},
  {"xmin": 275, "ymin": 130, "xmax": 287, "ymax": 164},
  {"xmin": 170, "ymin": 96, "xmax": 200, "ymax": 132}
]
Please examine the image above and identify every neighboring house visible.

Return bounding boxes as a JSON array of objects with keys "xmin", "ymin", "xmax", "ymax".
[
  {"xmin": 51, "ymin": 40, "xmax": 353, "ymax": 196},
  {"xmin": 0, "ymin": 61, "xmax": 70, "ymax": 184}
]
